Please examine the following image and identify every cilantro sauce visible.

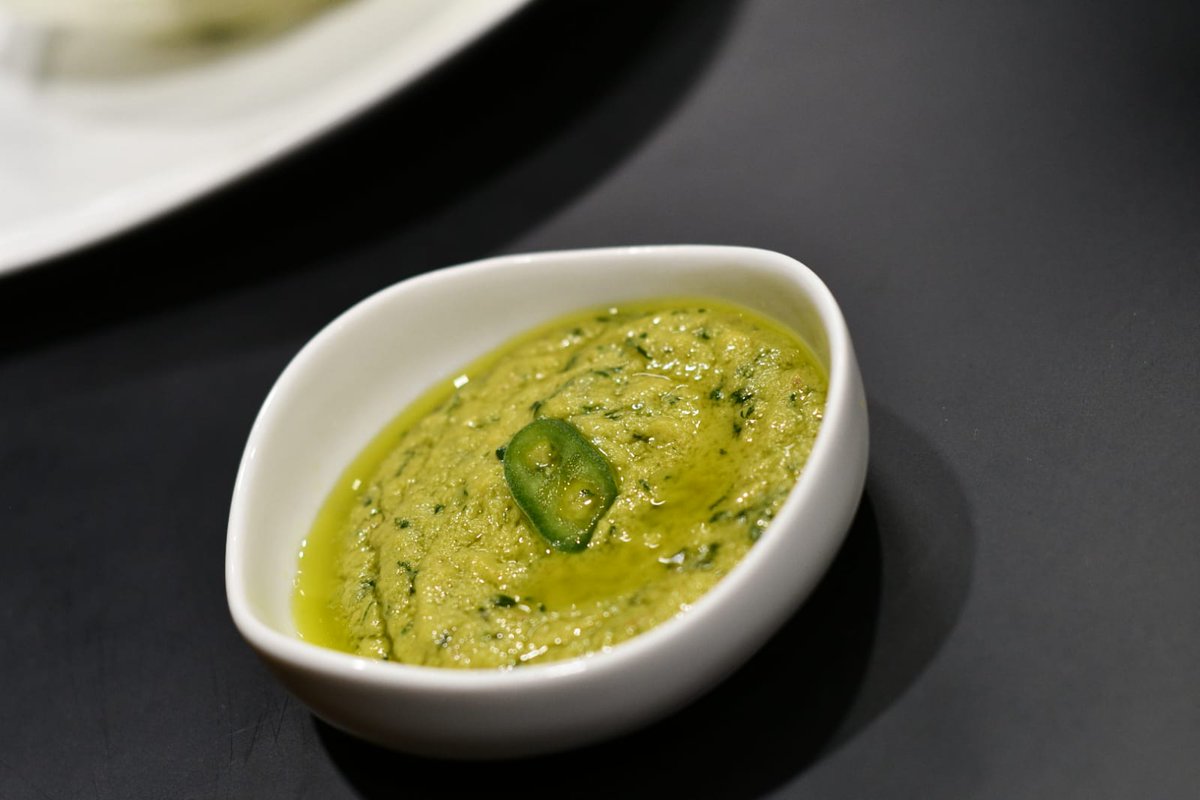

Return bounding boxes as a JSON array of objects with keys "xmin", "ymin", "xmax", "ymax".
[{"xmin": 294, "ymin": 299, "xmax": 827, "ymax": 668}]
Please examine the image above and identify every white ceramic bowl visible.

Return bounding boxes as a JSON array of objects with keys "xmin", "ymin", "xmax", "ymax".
[{"xmin": 226, "ymin": 245, "xmax": 868, "ymax": 758}]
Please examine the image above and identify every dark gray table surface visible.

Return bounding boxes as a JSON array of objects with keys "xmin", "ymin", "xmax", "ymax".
[{"xmin": 2, "ymin": 1, "xmax": 1197, "ymax": 797}]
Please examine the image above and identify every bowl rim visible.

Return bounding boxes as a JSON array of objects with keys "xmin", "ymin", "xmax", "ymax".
[{"xmin": 226, "ymin": 243, "xmax": 858, "ymax": 693}]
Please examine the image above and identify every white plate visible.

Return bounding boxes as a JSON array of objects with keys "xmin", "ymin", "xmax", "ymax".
[{"xmin": 0, "ymin": 0, "xmax": 532, "ymax": 275}]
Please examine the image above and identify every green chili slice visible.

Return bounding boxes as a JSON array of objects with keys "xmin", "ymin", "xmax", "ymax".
[{"xmin": 503, "ymin": 418, "xmax": 618, "ymax": 552}]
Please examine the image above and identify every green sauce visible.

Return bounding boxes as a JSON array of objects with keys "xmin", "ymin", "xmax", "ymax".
[{"xmin": 293, "ymin": 299, "xmax": 827, "ymax": 668}]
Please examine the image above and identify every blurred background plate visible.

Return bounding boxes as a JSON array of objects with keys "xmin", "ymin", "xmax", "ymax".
[{"xmin": 0, "ymin": 0, "xmax": 531, "ymax": 275}]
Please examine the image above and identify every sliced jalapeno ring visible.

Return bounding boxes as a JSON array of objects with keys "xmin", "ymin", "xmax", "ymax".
[{"xmin": 503, "ymin": 418, "xmax": 618, "ymax": 552}]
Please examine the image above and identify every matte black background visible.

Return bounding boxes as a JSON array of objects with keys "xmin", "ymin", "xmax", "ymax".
[{"xmin": 2, "ymin": 1, "xmax": 1197, "ymax": 797}]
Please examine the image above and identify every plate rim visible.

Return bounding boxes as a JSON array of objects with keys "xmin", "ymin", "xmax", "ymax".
[{"xmin": 0, "ymin": 0, "xmax": 534, "ymax": 276}]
